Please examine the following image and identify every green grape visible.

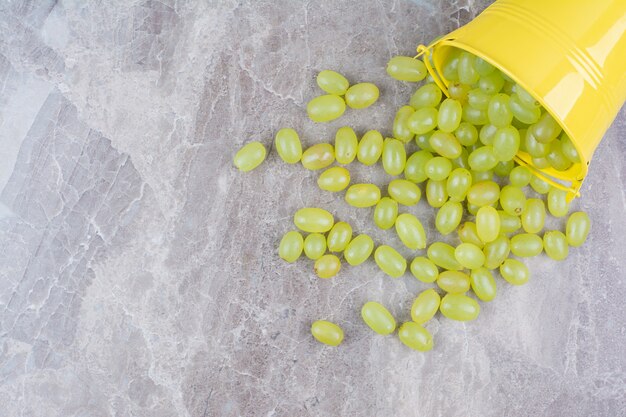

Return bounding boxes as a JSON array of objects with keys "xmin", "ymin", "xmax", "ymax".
[
  {"xmin": 404, "ymin": 150, "xmax": 433, "ymax": 183},
  {"xmin": 543, "ymin": 230, "xmax": 569, "ymax": 260},
  {"xmin": 327, "ymin": 222, "xmax": 353, "ymax": 252},
  {"xmin": 393, "ymin": 106, "xmax": 416, "ymax": 143},
  {"xmin": 473, "ymin": 56, "xmax": 495, "ymax": 76},
  {"xmin": 345, "ymin": 83, "xmax": 379, "ymax": 109},
  {"xmin": 317, "ymin": 166, "xmax": 351, "ymax": 192},
  {"xmin": 532, "ymin": 156, "xmax": 550, "ymax": 169},
  {"xmin": 448, "ymin": 82, "xmax": 471, "ymax": 103},
  {"xmin": 479, "ymin": 124, "xmax": 498, "ymax": 145},
  {"xmin": 509, "ymin": 93, "xmax": 541, "ymax": 124},
  {"xmin": 311, "ymin": 320, "xmax": 344, "ymax": 346},
  {"xmin": 487, "ymin": 94, "xmax": 513, "ymax": 127},
  {"xmin": 382, "ymin": 138, "xmax": 407, "ymax": 176},
  {"xmin": 471, "ymin": 169, "xmax": 494, "ymax": 183},
  {"xmin": 436, "ymin": 201, "xmax": 463, "ymax": 235},
  {"xmin": 470, "ymin": 267, "xmax": 497, "ymax": 301},
  {"xmin": 547, "ymin": 187, "xmax": 571, "ymax": 217},
  {"xmin": 531, "ymin": 112, "xmax": 561, "ymax": 143},
  {"xmin": 314, "ymin": 254, "xmax": 341, "ymax": 278},
  {"xmin": 510, "ymin": 233, "xmax": 543, "ymax": 257},
  {"xmin": 483, "ymin": 234, "xmax": 510, "ymax": 269},
  {"xmin": 301, "ymin": 143, "xmax": 335, "ymax": 170},
  {"xmin": 493, "ymin": 126, "xmax": 520, "ymax": 161},
  {"xmin": 374, "ymin": 197, "xmax": 398, "ymax": 230},
  {"xmin": 438, "ymin": 98, "xmax": 463, "ymax": 132},
  {"xmin": 447, "ymin": 168, "xmax": 472, "ymax": 202},
  {"xmin": 458, "ymin": 52, "xmax": 479, "ymax": 85},
  {"xmin": 415, "ymin": 132, "xmax": 434, "ymax": 152},
  {"xmin": 335, "ymin": 126, "xmax": 358, "ymax": 164},
  {"xmin": 467, "ymin": 180, "xmax": 500, "ymax": 207},
  {"xmin": 479, "ymin": 71, "xmax": 505, "ymax": 94},
  {"xmin": 398, "ymin": 322, "xmax": 433, "ymax": 351},
  {"xmin": 566, "ymin": 212, "xmax": 590, "ymax": 247},
  {"xmin": 307, "ymin": 95, "xmax": 346, "ymax": 122},
  {"xmin": 518, "ymin": 129, "xmax": 529, "ymax": 152},
  {"xmin": 494, "ymin": 160, "xmax": 515, "ymax": 177},
  {"xmin": 425, "ymin": 156, "xmax": 452, "ymax": 181},
  {"xmin": 316, "ymin": 70, "xmax": 349, "ymax": 95},
  {"xmin": 388, "ymin": 179, "xmax": 421, "ymax": 205},
  {"xmin": 395, "ymin": 213, "xmax": 427, "ymax": 250},
  {"xmin": 357, "ymin": 130, "xmax": 384, "ymax": 165},
  {"xmin": 529, "ymin": 176, "xmax": 550, "ymax": 194},
  {"xmin": 515, "ymin": 84, "xmax": 539, "ymax": 108},
  {"xmin": 521, "ymin": 198, "xmax": 546, "ymax": 233},
  {"xmin": 455, "ymin": 242, "xmax": 485, "ymax": 269},
  {"xmin": 477, "ymin": 206, "xmax": 501, "ymax": 243},
  {"xmin": 503, "ymin": 79, "xmax": 516, "ymax": 94},
  {"xmin": 411, "ymin": 289, "xmax": 441, "ymax": 324},
  {"xmin": 410, "ymin": 257, "xmax": 439, "ymax": 283},
  {"xmin": 407, "ymin": 107, "xmax": 439, "ymax": 134},
  {"xmin": 525, "ymin": 128, "xmax": 550, "ymax": 157},
  {"xmin": 500, "ymin": 185, "xmax": 526, "ymax": 216},
  {"xmin": 375, "ymin": 245, "xmax": 407, "ymax": 278},
  {"xmin": 499, "ymin": 258, "xmax": 529, "ymax": 285},
  {"xmin": 233, "ymin": 142, "xmax": 267, "ymax": 172},
  {"xmin": 410, "ymin": 83, "xmax": 443, "ymax": 109},
  {"xmin": 498, "ymin": 210, "xmax": 522, "ymax": 233},
  {"xmin": 386, "ymin": 56, "xmax": 427, "ymax": 82},
  {"xmin": 429, "ymin": 131, "xmax": 462, "ymax": 159},
  {"xmin": 458, "ymin": 222, "xmax": 484, "ymax": 248},
  {"xmin": 469, "ymin": 146, "xmax": 498, "ymax": 171},
  {"xmin": 468, "ymin": 88, "xmax": 492, "ymax": 110},
  {"xmin": 278, "ymin": 231, "xmax": 304, "ymax": 263},
  {"xmin": 437, "ymin": 270, "xmax": 470, "ymax": 294},
  {"xmin": 275, "ymin": 128, "xmax": 302, "ymax": 164},
  {"xmin": 294, "ymin": 208, "xmax": 334, "ymax": 233},
  {"xmin": 452, "ymin": 148, "xmax": 470, "ymax": 170},
  {"xmin": 455, "ymin": 122, "xmax": 478, "ymax": 146},
  {"xmin": 462, "ymin": 105, "xmax": 489, "ymax": 125},
  {"xmin": 546, "ymin": 140, "xmax": 573, "ymax": 171},
  {"xmin": 560, "ymin": 133, "xmax": 580, "ymax": 163},
  {"xmin": 345, "ymin": 183, "xmax": 381, "ymax": 207},
  {"xmin": 440, "ymin": 293, "xmax": 480, "ymax": 321},
  {"xmin": 427, "ymin": 242, "xmax": 462, "ymax": 270},
  {"xmin": 361, "ymin": 301, "xmax": 396, "ymax": 335},
  {"xmin": 426, "ymin": 179, "xmax": 448, "ymax": 208},
  {"xmin": 344, "ymin": 234, "xmax": 374, "ymax": 266},
  {"xmin": 304, "ymin": 233, "xmax": 327, "ymax": 260},
  {"xmin": 442, "ymin": 49, "xmax": 461, "ymax": 81},
  {"xmin": 509, "ymin": 165, "xmax": 532, "ymax": 187}
]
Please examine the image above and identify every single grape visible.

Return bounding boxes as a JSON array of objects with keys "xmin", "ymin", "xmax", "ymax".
[
  {"xmin": 452, "ymin": 148, "xmax": 470, "ymax": 170},
  {"xmin": 345, "ymin": 183, "xmax": 381, "ymax": 208},
  {"xmin": 386, "ymin": 56, "xmax": 427, "ymax": 82},
  {"xmin": 493, "ymin": 126, "xmax": 520, "ymax": 161},
  {"xmin": 442, "ymin": 49, "xmax": 461, "ymax": 81},
  {"xmin": 427, "ymin": 242, "xmax": 462, "ymax": 270},
  {"xmin": 566, "ymin": 211, "xmax": 590, "ymax": 247},
  {"xmin": 500, "ymin": 185, "xmax": 526, "ymax": 216},
  {"xmin": 455, "ymin": 122, "xmax": 479, "ymax": 146},
  {"xmin": 525, "ymin": 128, "xmax": 550, "ymax": 157},
  {"xmin": 374, "ymin": 197, "xmax": 398, "ymax": 230},
  {"xmin": 447, "ymin": 168, "xmax": 473, "ymax": 202},
  {"xmin": 318, "ymin": 166, "xmax": 351, "ymax": 192},
  {"xmin": 407, "ymin": 107, "xmax": 439, "ymax": 134},
  {"xmin": 410, "ymin": 83, "xmax": 443, "ymax": 109},
  {"xmin": 440, "ymin": 293, "xmax": 480, "ymax": 321},
  {"xmin": 543, "ymin": 230, "xmax": 569, "ymax": 260},
  {"xmin": 316, "ymin": 70, "xmax": 349, "ymax": 95},
  {"xmin": 327, "ymin": 222, "xmax": 353, "ymax": 252},
  {"xmin": 471, "ymin": 169, "xmax": 494, "ymax": 183},
  {"xmin": 314, "ymin": 254, "xmax": 341, "ymax": 278},
  {"xmin": 467, "ymin": 180, "xmax": 500, "ymax": 207},
  {"xmin": 531, "ymin": 112, "xmax": 561, "ymax": 143},
  {"xmin": 458, "ymin": 52, "xmax": 479, "ymax": 85},
  {"xmin": 510, "ymin": 233, "xmax": 543, "ymax": 257},
  {"xmin": 278, "ymin": 231, "xmax": 304, "ymax": 263},
  {"xmin": 410, "ymin": 257, "xmax": 439, "ymax": 283},
  {"xmin": 470, "ymin": 267, "xmax": 497, "ymax": 301},
  {"xmin": 344, "ymin": 234, "xmax": 374, "ymax": 266},
  {"xmin": 478, "ymin": 71, "xmax": 505, "ymax": 95},
  {"xmin": 426, "ymin": 179, "xmax": 448, "ymax": 208},
  {"xmin": 393, "ymin": 106, "xmax": 416, "ymax": 143},
  {"xmin": 429, "ymin": 131, "xmax": 462, "ymax": 159},
  {"xmin": 458, "ymin": 222, "xmax": 484, "ymax": 248},
  {"xmin": 311, "ymin": 320, "xmax": 344, "ymax": 346},
  {"xmin": 546, "ymin": 139, "xmax": 573, "ymax": 171},
  {"xmin": 294, "ymin": 208, "xmax": 334, "ymax": 233},
  {"xmin": 560, "ymin": 133, "xmax": 580, "ymax": 163},
  {"xmin": 395, "ymin": 213, "xmax": 427, "ymax": 250},
  {"xmin": 477, "ymin": 206, "xmax": 501, "ymax": 243},
  {"xmin": 438, "ymin": 98, "xmax": 463, "ymax": 132},
  {"xmin": 487, "ymin": 93, "xmax": 513, "ymax": 127},
  {"xmin": 521, "ymin": 198, "xmax": 546, "ymax": 233},
  {"xmin": 529, "ymin": 176, "xmax": 550, "ymax": 194},
  {"xmin": 469, "ymin": 146, "xmax": 498, "ymax": 171},
  {"xmin": 375, "ymin": 245, "xmax": 407, "ymax": 278},
  {"xmin": 509, "ymin": 93, "xmax": 541, "ymax": 124},
  {"xmin": 483, "ymin": 234, "xmax": 511, "ymax": 269},
  {"xmin": 233, "ymin": 141, "xmax": 267, "ymax": 172},
  {"xmin": 462, "ymin": 105, "xmax": 489, "ymax": 125},
  {"xmin": 382, "ymin": 138, "xmax": 407, "ymax": 176},
  {"xmin": 335, "ymin": 126, "xmax": 358, "ymax": 164},
  {"xmin": 455, "ymin": 242, "xmax": 485, "ymax": 269},
  {"xmin": 388, "ymin": 179, "xmax": 421, "ymax": 205},
  {"xmin": 479, "ymin": 124, "xmax": 498, "ymax": 146},
  {"xmin": 437, "ymin": 270, "xmax": 471, "ymax": 294},
  {"xmin": 468, "ymin": 88, "xmax": 492, "ymax": 110},
  {"xmin": 275, "ymin": 128, "xmax": 302, "ymax": 164},
  {"xmin": 398, "ymin": 322, "xmax": 433, "ymax": 351},
  {"xmin": 532, "ymin": 156, "xmax": 550, "ymax": 169},
  {"xmin": 498, "ymin": 210, "xmax": 522, "ymax": 233},
  {"xmin": 436, "ymin": 201, "xmax": 463, "ymax": 235},
  {"xmin": 361, "ymin": 301, "xmax": 396, "ymax": 335},
  {"xmin": 415, "ymin": 132, "xmax": 434, "ymax": 152},
  {"xmin": 425, "ymin": 156, "xmax": 453, "ymax": 181},
  {"xmin": 357, "ymin": 130, "xmax": 384, "ymax": 165},
  {"xmin": 509, "ymin": 165, "xmax": 532, "ymax": 187},
  {"xmin": 473, "ymin": 56, "xmax": 495, "ymax": 76},
  {"xmin": 515, "ymin": 84, "xmax": 539, "ymax": 108},
  {"xmin": 307, "ymin": 95, "xmax": 346, "ymax": 122},
  {"xmin": 345, "ymin": 83, "xmax": 379, "ymax": 109},
  {"xmin": 547, "ymin": 187, "xmax": 571, "ymax": 217},
  {"xmin": 304, "ymin": 233, "xmax": 327, "ymax": 260},
  {"xmin": 301, "ymin": 143, "xmax": 335, "ymax": 170},
  {"xmin": 411, "ymin": 288, "xmax": 441, "ymax": 324},
  {"xmin": 499, "ymin": 258, "xmax": 529, "ymax": 285},
  {"xmin": 494, "ymin": 160, "xmax": 515, "ymax": 177},
  {"xmin": 404, "ymin": 150, "xmax": 433, "ymax": 183},
  {"xmin": 448, "ymin": 82, "xmax": 471, "ymax": 103}
]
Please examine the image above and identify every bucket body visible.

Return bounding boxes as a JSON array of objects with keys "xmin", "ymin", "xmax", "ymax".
[{"xmin": 422, "ymin": 0, "xmax": 626, "ymax": 196}]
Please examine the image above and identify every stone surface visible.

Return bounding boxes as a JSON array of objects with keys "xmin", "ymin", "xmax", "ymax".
[{"xmin": 0, "ymin": 1, "xmax": 625, "ymax": 416}]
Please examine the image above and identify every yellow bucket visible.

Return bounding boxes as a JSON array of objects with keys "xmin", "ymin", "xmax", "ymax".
[{"xmin": 417, "ymin": 0, "xmax": 626, "ymax": 198}]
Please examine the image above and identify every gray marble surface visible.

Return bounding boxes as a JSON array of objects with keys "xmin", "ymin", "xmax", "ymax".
[{"xmin": 0, "ymin": 1, "xmax": 625, "ymax": 416}]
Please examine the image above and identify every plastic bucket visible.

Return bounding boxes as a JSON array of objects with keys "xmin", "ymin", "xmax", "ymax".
[{"xmin": 417, "ymin": 0, "xmax": 626, "ymax": 198}]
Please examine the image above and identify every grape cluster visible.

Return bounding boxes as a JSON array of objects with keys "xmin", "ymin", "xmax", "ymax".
[{"xmin": 234, "ymin": 47, "xmax": 591, "ymax": 352}]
